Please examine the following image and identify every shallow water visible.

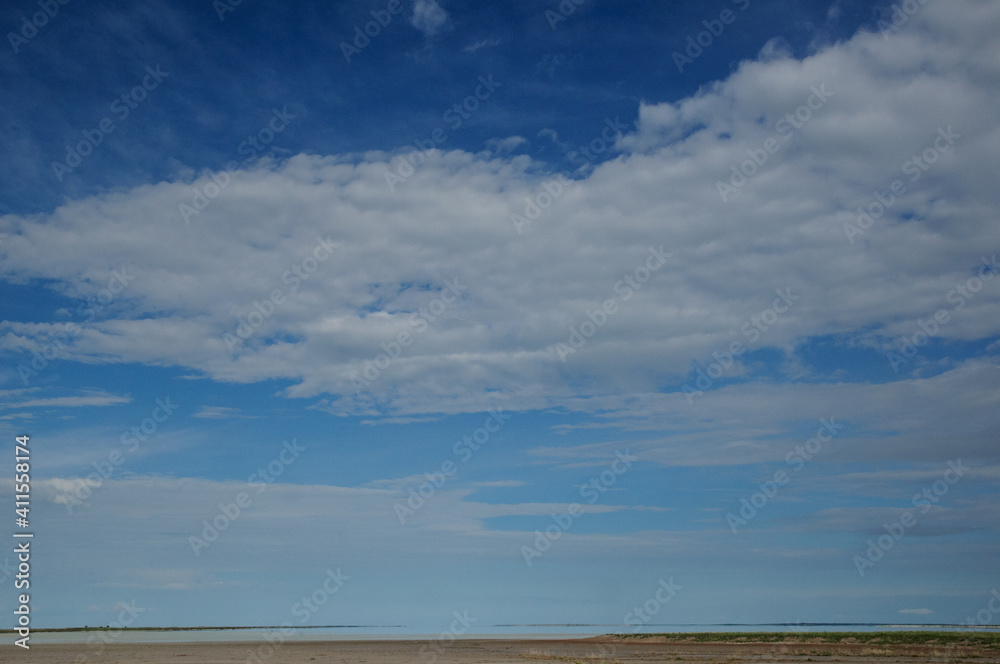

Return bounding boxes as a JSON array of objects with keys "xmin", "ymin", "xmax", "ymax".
[{"xmin": 28, "ymin": 623, "xmax": 998, "ymax": 645}]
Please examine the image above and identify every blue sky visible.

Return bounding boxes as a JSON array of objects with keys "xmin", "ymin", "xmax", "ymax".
[{"xmin": 1, "ymin": 0, "xmax": 999, "ymax": 632}]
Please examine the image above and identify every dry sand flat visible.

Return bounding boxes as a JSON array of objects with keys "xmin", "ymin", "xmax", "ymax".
[{"xmin": 14, "ymin": 637, "xmax": 1000, "ymax": 664}]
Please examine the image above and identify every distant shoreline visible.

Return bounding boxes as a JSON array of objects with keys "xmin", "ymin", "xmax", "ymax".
[
  {"xmin": 0, "ymin": 624, "xmax": 403, "ymax": 634},
  {"xmin": 6, "ymin": 627, "xmax": 999, "ymax": 641}
]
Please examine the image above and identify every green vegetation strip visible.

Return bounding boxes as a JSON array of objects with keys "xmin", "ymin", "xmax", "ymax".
[{"xmin": 610, "ymin": 631, "xmax": 1000, "ymax": 648}]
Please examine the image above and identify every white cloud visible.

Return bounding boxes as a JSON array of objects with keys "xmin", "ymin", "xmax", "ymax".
[
  {"xmin": 471, "ymin": 480, "xmax": 525, "ymax": 488},
  {"xmin": 537, "ymin": 128, "xmax": 559, "ymax": 144},
  {"xmin": 526, "ymin": 359, "xmax": 1000, "ymax": 467},
  {"xmin": 193, "ymin": 406, "xmax": 256, "ymax": 419},
  {"xmin": 9, "ymin": 470, "xmax": 995, "ymax": 626},
  {"xmin": 0, "ymin": 1, "xmax": 997, "ymax": 433},
  {"xmin": 463, "ymin": 37, "xmax": 500, "ymax": 53},
  {"xmin": 0, "ymin": 389, "xmax": 130, "ymax": 410},
  {"xmin": 21, "ymin": 474, "xmax": 669, "ymax": 575},
  {"xmin": 410, "ymin": 0, "xmax": 449, "ymax": 37},
  {"xmin": 485, "ymin": 135, "xmax": 528, "ymax": 153},
  {"xmin": 360, "ymin": 415, "xmax": 440, "ymax": 426},
  {"xmin": 757, "ymin": 36, "xmax": 793, "ymax": 62}
]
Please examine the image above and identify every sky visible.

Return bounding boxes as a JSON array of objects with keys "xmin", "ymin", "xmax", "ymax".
[{"xmin": 1, "ymin": 0, "xmax": 999, "ymax": 634}]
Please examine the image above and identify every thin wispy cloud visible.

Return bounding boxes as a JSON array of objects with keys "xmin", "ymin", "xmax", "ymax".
[{"xmin": 193, "ymin": 406, "xmax": 257, "ymax": 419}]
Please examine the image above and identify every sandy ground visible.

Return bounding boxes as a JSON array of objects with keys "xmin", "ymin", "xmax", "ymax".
[{"xmin": 11, "ymin": 637, "xmax": 1000, "ymax": 664}]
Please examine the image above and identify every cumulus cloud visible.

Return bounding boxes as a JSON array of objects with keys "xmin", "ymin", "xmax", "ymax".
[{"xmin": 0, "ymin": 2, "xmax": 998, "ymax": 440}]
